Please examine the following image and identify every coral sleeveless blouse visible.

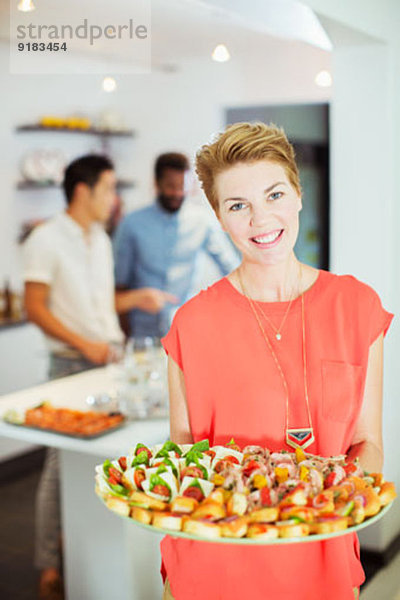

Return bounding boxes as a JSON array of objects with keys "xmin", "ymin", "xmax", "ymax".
[{"xmin": 161, "ymin": 269, "xmax": 393, "ymax": 600}]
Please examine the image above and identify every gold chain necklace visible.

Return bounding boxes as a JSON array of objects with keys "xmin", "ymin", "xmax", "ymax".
[
  {"xmin": 255, "ymin": 279, "xmax": 297, "ymax": 341},
  {"xmin": 237, "ymin": 267, "xmax": 315, "ymax": 450}
]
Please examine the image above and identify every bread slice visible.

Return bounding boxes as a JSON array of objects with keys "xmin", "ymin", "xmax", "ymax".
[
  {"xmin": 359, "ymin": 487, "xmax": 381, "ymax": 517},
  {"xmin": 226, "ymin": 492, "xmax": 247, "ymax": 516},
  {"xmin": 170, "ymin": 495, "xmax": 199, "ymax": 514},
  {"xmin": 152, "ymin": 512, "xmax": 183, "ymax": 531},
  {"xmin": 248, "ymin": 507, "xmax": 279, "ymax": 523},
  {"xmin": 219, "ymin": 516, "xmax": 248, "ymax": 538},
  {"xmin": 247, "ymin": 523, "xmax": 279, "ymax": 540},
  {"xmin": 130, "ymin": 505, "xmax": 152, "ymax": 524},
  {"xmin": 378, "ymin": 482, "xmax": 397, "ymax": 506},
  {"xmin": 191, "ymin": 500, "xmax": 226, "ymax": 520},
  {"xmin": 183, "ymin": 519, "xmax": 221, "ymax": 539},
  {"xmin": 279, "ymin": 506, "xmax": 317, "ymax": 522},
  {"xmin": 310, "ymin": 516, "xmax": 348, "ymax": 534},
  {"xmin": 276, "ymin": 521, "xmax": 310, "ymax": 538},
  {"xmin": 129, "ymin": 490, "xmax": 167, "ymax": 511},
  {"xmin": 106, "ymin": 497, "xmax": 130, "ymax": 517}
]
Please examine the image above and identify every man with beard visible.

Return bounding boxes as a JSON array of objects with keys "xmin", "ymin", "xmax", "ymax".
[{"xmin": 114, "ymin": 152, "xmax": 238, "ymax": 337}]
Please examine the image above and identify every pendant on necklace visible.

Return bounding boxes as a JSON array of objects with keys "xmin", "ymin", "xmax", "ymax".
[
  {"xmin": 286, "ymin": 427, "xmax": 314, "ymax": 450},
  {"xmin": 276, "ymin": 333, "xmax": 282, "ymax": 341}
]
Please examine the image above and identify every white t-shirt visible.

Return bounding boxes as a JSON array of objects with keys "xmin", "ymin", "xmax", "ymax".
[{"xmin": 22, "ymin": 213, "xmax": 124, "ymax": 353}]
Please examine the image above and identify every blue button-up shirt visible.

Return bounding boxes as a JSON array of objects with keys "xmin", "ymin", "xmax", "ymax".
[{"xmin": 113, "ymin": 201, "xmax": 239, "ymax": 336}]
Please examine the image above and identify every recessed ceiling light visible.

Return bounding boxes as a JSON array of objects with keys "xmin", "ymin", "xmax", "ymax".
[
  {"xmin": 315, "ymin": 70, "xmax": 332, "ymax": 88},
  {"xmin": 102, "ymin": 77, "xmax": 117, "ymax": 93},
  {"xmin": 17, "ymin": 0, "xmax": 35, "ymax": 11},
  {"xmin": 212, "ymin": 44, "xmax": 230, "ymax": 63}
]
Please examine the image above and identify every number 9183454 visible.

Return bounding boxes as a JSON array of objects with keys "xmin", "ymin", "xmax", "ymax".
[{"xmin": 18, "ymin": 42, "xmax": 67, "ymax": 51}]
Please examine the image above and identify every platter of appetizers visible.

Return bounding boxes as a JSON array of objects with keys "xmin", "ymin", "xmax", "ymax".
[{"xmin": 95, "ymin": 439, "xmax": 396, "ymax": 544}]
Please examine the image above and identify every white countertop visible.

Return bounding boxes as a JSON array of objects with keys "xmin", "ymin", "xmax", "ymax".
[{"xmin": 0, "ymin": 367, "xmax": 169, "ymax": 458}]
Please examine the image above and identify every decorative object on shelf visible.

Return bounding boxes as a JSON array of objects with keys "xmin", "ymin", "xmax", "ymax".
[
  {"xmin": 97, "ymin": 109, "xmax": 128, "ymax": 133},
  {"xmin": 15, "ymin": 118, "xmax": 135, "ymax": 201},
  {"xmin": 20, "ymin": 149, "xmax": 67, "ymax": 185},
  {"xmin": 16, "ymin": 115, "xmax": 134, "ymax": 137},
  {"xmin": 39, "ymin": 114, "xmax": 92, "ymax": 130}
]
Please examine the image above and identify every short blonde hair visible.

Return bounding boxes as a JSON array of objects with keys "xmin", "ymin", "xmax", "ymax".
[{"xmin": 195, "ymin": 122, "xmax": 301, "ymax": 214}]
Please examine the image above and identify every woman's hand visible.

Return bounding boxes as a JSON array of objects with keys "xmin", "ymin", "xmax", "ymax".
[{"xmin": 347, "ymin": 333, "xmax": 384, "ymax": 473}]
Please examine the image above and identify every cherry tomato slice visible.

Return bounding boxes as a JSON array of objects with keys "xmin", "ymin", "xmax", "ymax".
[
  {"xmin": 152, "ymin": 484, "xmax": 170, "ymax": 498},
  {"xmin": 134, "ymin": 469, "xmax": 145, "ymax": 490},
  {"xmin": 182, "ymin": 486, "xmax": 204, "ymax": 502},
  {"xmin": 324, "ymin": 472, "xmax": 336, "ymax": 488},
  {"xmin": 260, "ymin": 487, "xmax": 272, "ymax": 506},
  {"xmin": 109, "ymin": 466, "xmax": 122, "ymax": 483},
  {"xmin": 243, "ymin": 460, "xmax": 260, "ymax": 477},
  {"xmin": 118, "ymin": 457, "xmax": 127, "ymax": 471},
  {"xmin": 135, "ymin": 446, "xmax": 152, "ymax": 460}
]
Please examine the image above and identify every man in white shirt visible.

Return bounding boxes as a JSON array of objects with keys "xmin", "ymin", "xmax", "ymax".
[
  {"xmin": 23, "ymin": 154, "xmax": 176, "ymax": 599},
  {"xmin": 24, "ymin": 156, "xmax": 176, "ymax": 371}
]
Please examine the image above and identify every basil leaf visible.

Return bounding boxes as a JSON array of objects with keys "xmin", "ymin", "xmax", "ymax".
[
  {"xmin": 162, "ymin": 458, "xmax": 178, "ymax": 479},
  {"xmin": 191, "ymin": 440, "xmax": 209, "ymax": 453},
  {"xmin": 109, "ymin": 482, "xmax": 129, "ymax": 497},
  {"xmin": 187, "ymin": 477, "xmax": 203, "ymax": 491},
  {"xmin": 103, "ymin": 459, "xmax": 112, "ymax": 477},
  {"xmin": 132, "ymin": 450, "xmax": 149, "ymax": 467},
  {"xmin": 160, "ymin": 441, "xmax": 182, "ymax": 456}
]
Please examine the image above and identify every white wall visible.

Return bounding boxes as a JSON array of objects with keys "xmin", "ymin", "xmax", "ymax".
[
  {"xmin": 0, "ymin": 37, "xmax": 330, "ymax": 289},
  {"xmin": 306, "ymin": 0, "xmax": 400, "ymax": 552},
  {"xmin": 0, "ymin": 34, "xmax": 330, "ymax": 400},
  {"xmin": 0, "ymin": 31, "xmax": 330, "ymax": 465}
]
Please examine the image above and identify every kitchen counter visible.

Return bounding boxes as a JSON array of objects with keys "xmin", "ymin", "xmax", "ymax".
[{"xmin": 0, "ymin": 367, "xmax": 170, "ymax": 600}]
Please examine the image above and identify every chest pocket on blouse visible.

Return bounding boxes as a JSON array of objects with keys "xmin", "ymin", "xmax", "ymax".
[{"xmin": 321, "ymin": 360, "xmax": 364, "ymax": 423}]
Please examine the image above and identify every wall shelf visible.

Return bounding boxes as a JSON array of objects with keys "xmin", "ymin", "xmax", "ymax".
[
  {"xmin": 17, "ymin": 179, "xmax": 135, "ymax": 191},
  {"xmin": 16, "ymin": 124, "xmax": 135, "ymax": 137}
]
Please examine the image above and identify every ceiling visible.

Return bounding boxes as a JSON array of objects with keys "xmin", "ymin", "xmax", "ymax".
[{"xmin": 0, "ymin": 0, "xmax": 331, "ymax": 71}]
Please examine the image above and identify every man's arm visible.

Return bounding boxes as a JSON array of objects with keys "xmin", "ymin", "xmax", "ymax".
[
  {"xmin": 346, "ymin": 333, "xmax": 384, "ymax": 472},
  {"xmin": 115, "ymin": 288, "xmax": 179, "ymax": 314},
  {"xmin": 168, "ymin": 355, "xmax": 194, "ymax": 445},
  {"xmin": 203, "ymin": 220, "xmax": 240, "ymax": 276},
  {"xmin": 25, "ymin": 282, "xmax": 111, "ymax": 365}
]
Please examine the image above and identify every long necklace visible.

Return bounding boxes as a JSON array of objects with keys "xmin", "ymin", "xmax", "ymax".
[
  {"xmin": 238, "ymin": 267, "xmax": 315, "ymax": 450},
  {"xmin": 256, "ymin": 282, "xmax": 297, "ymax": 341}
]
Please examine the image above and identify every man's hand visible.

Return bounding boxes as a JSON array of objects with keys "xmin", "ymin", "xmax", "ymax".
[
  {"xmin": 135, "ymin": 288, "xmax": 179, "ymax": 314},
  {"xmin": 77, "ymin": 340, "xmax": 112, "ymax": 365},
  {"xmin": 25, "ymin": 282, "xmax": 118, "ymax": 362},
  {"xmin": 115, "ymin": 287, "xmax": 179, "ymax": 314}
]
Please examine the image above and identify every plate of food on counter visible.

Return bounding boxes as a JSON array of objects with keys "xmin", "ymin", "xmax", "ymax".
[
  {"xmin": 95, "ymin": 438, "xmax": 396, "ymax": 544},
  {"xmin": 4, "ymin": 401, "xmax": 125, "ymax": 439}
]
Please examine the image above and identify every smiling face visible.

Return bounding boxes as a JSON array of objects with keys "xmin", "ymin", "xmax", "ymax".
[{"xmin": 216, "ymin": 161, "xmax": 302, "ymax": 266}]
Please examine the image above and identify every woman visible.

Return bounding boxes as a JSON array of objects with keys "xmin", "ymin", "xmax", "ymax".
[{"xmin": 160, "ymin": 122, "xmax": 393, "ymax": 600}]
